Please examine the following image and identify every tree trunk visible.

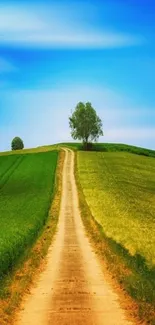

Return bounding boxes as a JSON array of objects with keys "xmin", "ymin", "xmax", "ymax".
[
  {"xmin": 83, "ymin": 139, "xmax": 93, "ymax": 151},
  {"xmin": 83, "ymin": 138, "xmax": 88, "ymax": 150}
]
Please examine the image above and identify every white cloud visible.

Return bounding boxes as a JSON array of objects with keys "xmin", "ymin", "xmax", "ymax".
[{"xmin": 0, "ymin": 4, "xmax": 143, "ymax": 48}]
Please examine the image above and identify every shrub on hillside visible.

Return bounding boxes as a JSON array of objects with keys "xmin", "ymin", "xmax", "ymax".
[{"xmin": 11, "ymin": 137, "xmax": 24, "ymax": 151}]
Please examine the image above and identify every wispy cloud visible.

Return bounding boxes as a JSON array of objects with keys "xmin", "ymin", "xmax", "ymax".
[{"xmin": 0, "ymin": 4, "xmax": 143, "ymax": 48}]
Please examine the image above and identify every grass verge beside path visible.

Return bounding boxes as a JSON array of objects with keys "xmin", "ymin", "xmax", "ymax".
[
  {"xmin": 0, "ymin": 151, "xmax": 64, "ymax": 325},
  {"xmin": 75, "ymin": 151, "xmax": 155, "ymax": 324}
]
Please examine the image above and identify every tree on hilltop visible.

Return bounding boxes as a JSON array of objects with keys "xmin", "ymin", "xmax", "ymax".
[{"xmin": 69, "ymin": 102, "xmax": 103, "ymax": 149}]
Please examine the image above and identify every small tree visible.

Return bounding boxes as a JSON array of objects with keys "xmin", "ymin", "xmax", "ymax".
[
  {"xmin": 11, "ymin": 137, "xmax": 24, "ymax": 151},
  {"xmin": 69, "ymin": 102, "xmax": 103, "ymax": 149}
]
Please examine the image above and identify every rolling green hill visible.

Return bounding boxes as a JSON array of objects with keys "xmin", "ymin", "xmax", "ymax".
[
  {"xmin": 1, "ymin": 142, "xmax": 154, "ymax": 158},
  {"xmin": 60, "ymin": 142, "xmax": 155, "ymax": 157}
]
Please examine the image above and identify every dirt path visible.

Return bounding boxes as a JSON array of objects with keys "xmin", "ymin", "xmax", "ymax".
[{"xmin": 16, "ymin": 149, "xmax": 133, "ymax": 325}]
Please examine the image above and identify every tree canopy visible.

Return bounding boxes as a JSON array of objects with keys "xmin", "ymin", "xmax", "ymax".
[
  {"xmin": 11, "ymin": 137, "xmax": 24, "ymax": 151},
  {"xmin": 69, "ymin": 102, "xmax": 103, "ymax": 148}
]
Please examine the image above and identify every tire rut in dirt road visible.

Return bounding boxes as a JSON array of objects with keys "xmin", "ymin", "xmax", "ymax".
[{"xmin": 16, "ymin": 149, "xmax": 133, "ymax": 325}]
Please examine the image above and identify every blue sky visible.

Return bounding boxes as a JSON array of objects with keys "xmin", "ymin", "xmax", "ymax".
[{"xmin": 0, "ymin": 0, "xmax": 154, "ymax": 151}]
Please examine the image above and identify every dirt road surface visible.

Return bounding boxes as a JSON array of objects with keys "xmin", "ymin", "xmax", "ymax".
[{"xmin": 16, "ymin": 149, "xmax": 133, "ymax": 325}]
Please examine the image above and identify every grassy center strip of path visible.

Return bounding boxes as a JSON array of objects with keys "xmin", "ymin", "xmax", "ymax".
[
  {"xmin": 75, "ymin": 151, "xmax": 155, "ymax": 325},
  {"xmin": 0, "ymin": 150, "xmax": 64, "ymax": 325}
]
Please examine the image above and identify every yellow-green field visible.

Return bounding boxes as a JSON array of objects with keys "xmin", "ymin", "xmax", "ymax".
[
  {"xmin": 77, "ymin": 150, "xmax": 155, "ymax": 322},
  {"xmin": 77, "ymin": 151, "xmax": 155, "ymax": 267}
]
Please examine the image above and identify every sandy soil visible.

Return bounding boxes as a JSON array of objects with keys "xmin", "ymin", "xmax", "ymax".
[{"xmin": 15, "ymin": 149, "xmax": 133, "ymax": 325}]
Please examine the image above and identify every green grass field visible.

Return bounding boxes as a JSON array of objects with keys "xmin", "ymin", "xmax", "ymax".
[
  {"xmin": 77, "ymin": 151, "xmax": 155, "ymax": 267},
  {"xmin": 0, "ymin": 151, "xmax": 58, "ymax": 282}
]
